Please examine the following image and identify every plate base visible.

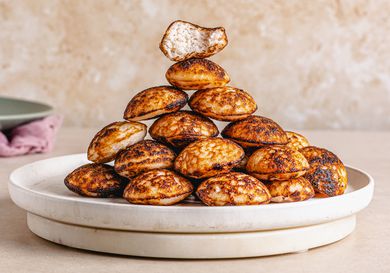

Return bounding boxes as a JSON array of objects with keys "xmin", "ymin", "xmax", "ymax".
[{"xmin": 27, "ymin": 213, "xmax": 356, "ymax": 259}]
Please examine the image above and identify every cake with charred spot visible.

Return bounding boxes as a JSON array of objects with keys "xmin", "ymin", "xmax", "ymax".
[
  {"xmin": 64, "ymin": 163, "xmax": 128, "ymax": 198},
  {"xmin": 149, "ymin": 110, "xmax": 219, "ymax": 149},
  {"xmin": 246, "ymin": 146, "xmax": 309, "ymax": 181},
  {"xmin": 114, "ymin": 140, "xmax": 176, "ymax": 179},
  {"xmin": 123, "ymin": 86, "xmax": 188, "ymax": 121},
  {"xmin": 221, "ymin": 115, "xmax": 288, "ymax": 149},
  {"xmin": 300, "ymin": 146, "xmax": 348, "ymax": 197}
]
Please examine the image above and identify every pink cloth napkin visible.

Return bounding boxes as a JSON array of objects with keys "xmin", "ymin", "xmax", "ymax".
[{"xmin": 0, "ymin": 115, "xmax": 63, "ymax": 157}]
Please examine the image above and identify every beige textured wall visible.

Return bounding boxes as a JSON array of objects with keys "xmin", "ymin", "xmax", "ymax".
[{"xmin": 1, "ymin": 0, "xmax": 390, "ymax": 129}]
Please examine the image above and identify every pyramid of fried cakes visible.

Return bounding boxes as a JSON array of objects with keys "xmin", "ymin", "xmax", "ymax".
[{"xmin": 65, "ymin": 20, "xmax": 348, "ymax": 206}]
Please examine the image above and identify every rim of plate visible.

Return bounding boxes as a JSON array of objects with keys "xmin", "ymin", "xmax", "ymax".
[
  {"xmin": 0, "ymin": 96, "xmax": 53, "ymax": 120},
  {"xmin": 8, "ymin": 153, "xmax": 375, "ymax": 211}
]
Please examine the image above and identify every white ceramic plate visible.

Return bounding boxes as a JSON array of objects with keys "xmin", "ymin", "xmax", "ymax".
[{"xmin": 9, "ymin": 153, "xmax": 374, "ymax": 233}]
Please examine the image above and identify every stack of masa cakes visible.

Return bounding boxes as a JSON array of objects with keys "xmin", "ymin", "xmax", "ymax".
[{"xmin": 64, "ymin": 20, "xmax": 348, "ymax": 206}]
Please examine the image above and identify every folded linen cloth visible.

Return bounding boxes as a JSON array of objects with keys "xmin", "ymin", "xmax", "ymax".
[{"xmin": 0, "ymin": 115, "xmax": 63, "ymax": 157}]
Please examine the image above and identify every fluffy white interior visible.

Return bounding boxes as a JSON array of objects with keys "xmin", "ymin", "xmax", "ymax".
[{"xmin": 163, "ymin": 22, "xmax": 224, "ymax": 59}]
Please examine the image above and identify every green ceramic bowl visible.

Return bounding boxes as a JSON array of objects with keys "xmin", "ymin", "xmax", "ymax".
[{"xmin": 0, "ymin": 97, "xmax": 53, "ymax": 130}]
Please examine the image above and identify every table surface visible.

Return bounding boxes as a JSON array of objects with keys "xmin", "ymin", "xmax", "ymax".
[{"xmin": 1, "ymin": 128, "xmax": 389, "ymax": 273}]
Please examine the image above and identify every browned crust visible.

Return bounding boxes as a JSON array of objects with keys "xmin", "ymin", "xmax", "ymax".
[
  {"xmin": 266, "ymin": 177, "xmax": 315, "ymax": 203},
  {"xmin": 196, "ymin": 172, "xmax": 271, "ymax": 206},
  {"xmin": 64, "ymin": 163, "xmax": 128, "ymax": 197},
  {"xmin": 174, "ymin": 137, "xmax": 245, "ymax": 179},
  {"xmin": 246, "ymin": 146, "xmax": 309, "ymax": 181},
  {"xmin": 123, "ymin": 169, "xmax": 193, "ymax": 205},
  {"xmin": 170, "ymin": 58, "xmax": 227, "ymax": 79},
  {"xmin": 189, "ymin": 87, "xmax": 258, "ymax": 121},
  {"xmin": 123, "ymin": 86, "xmax": 188, "ymax": 121},
  {"xmin": 87, "ymin": 121, "xmax": 147, "ymax": 163},
  {"xmin": 300, "ymin": 146, "xmax": 344, "ymax": 166},
  {"xmin": 127, "ymin": 192, "xmax": 192, "ymax": 205},
  {"xmin": 149, "ymin": 110, "xmax": 219, "ymax": 149},
  {"xmin": 114, "ymin": 140, "xmax": 176, "ymax": 178},
  {"xmin": 159, "ymin": 20, "xmax": 228, "ymax": 62},
  {"xmin": 165, "ymin": 58, "xmax": 230, "ymax": 90},
  {"xmin": 187, "ymin": 155, "xmax": 244, "ymax": 179},
  {"xmin": 285, "ymin": 131, "xmax": 310, "ymax": 150},
  {"xmin": 251, "ymin": 170, "xmax": 308, "ymax": 182},
  {"xmin": 221, "ymin": 116, "xmax": 288, "ymax": 147},
  {"xmin": 176, "ymin": 58, "xmax": 224, "ymax": 75},
  {"xmin": 247, "ymin": 146, "xmax": 309, "ymax": 174}
]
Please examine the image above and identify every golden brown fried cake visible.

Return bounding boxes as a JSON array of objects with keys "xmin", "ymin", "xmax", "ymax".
[
  {"xmin": 114, "ymin": 140, "xmax": 176, "ymax": 179},
  {"xmin": 174, "ymin": 137, "xmax": 244, "ymax": 179},
  {"xmin": 160, "ymin": 20, "xmax": 228, "ymax": 62},
  {"xmin": 123, "ymin": 169, "xmax": 193, "ymax": 205},
  {"xmin": 246, "ymin": 146, "xmax": 309, "ymax": 181},
  {"xmin": 189, "ymin": 87, "xmax": 257, "ymax": 121},
  {"xmin": 221, "ymin": 116, "xmax": 288, "ymax": 149},
  {"xmin": 149, "ymin": 111, "xmax": 219, "ymax": 149},
  {"xmin": 196, "ymin": 172, "xmax": 271, "ymax": 206},
  {"xmin": 123, "ymin": 86, "xmax": 188, "ymax": 121},
  {"xmin": 300, "ymin": 146, "xmax": 348, "ymax": 197},
  {"xmin": 166, "ymin": 58, "xmax": 230, "ymax": 90},
  {"xmin": 266, "ymin": 177, "xmax": 315, "ymax": 203},
  {"xmin": 87, "ymin": 121, "xmax": 147, "ymax": 163},
  {"xmin": 64, "ymin": 163, "xmax": 128, "ymax": 197},
  {"xmin": 286, "ymin": 131, "xmax": 310, "ymax": 150}
]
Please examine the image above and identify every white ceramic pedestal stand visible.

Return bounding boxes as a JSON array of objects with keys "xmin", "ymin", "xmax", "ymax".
[{"xmin": 27, "ymin": 213, "xmax": 356, "ymax": 259}]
